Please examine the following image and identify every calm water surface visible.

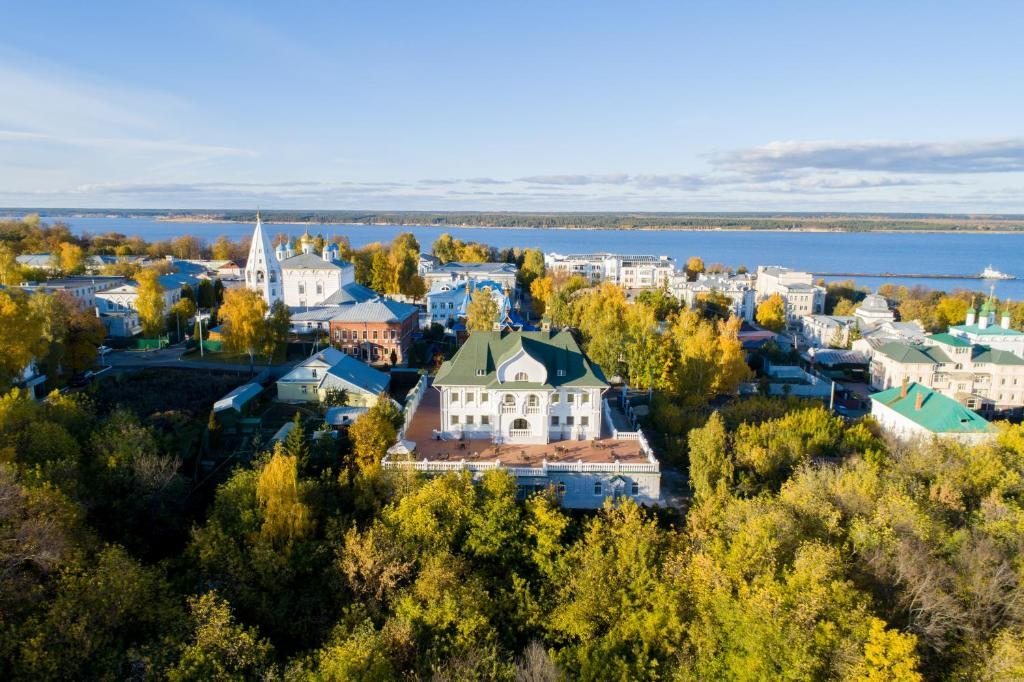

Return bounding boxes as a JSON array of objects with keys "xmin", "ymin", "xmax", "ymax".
[{"xmin": 53, "ymin": 216, "xmax": 1024, "ymax": 299}]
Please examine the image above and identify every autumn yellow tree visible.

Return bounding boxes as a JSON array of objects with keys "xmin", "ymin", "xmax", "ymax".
[
  {"xmin": 685, "ymin": 256, "xmax": 705, "ymax": 281},
  {"xmin": 135, "ymin": 269, "xmax": 166, "ymax": 338},
  {"xmin": 219, "ymin": 288, "xmax": 269, "ymax": 370},
  {"xmin": 256, "ymin": 445, "xmax": 313, "ymax": 548},
  {"xmin": 756, "ymin": 293, "xmax": 787, "ymax": 332},
  {"xmin": 349, "ymin": 394, "xmax": 403, "ymax": 470},
  {"xmin": 465, "ymin": 288, "xmax": 499, "ymax": 332},
  {"xmin": 58, "ymin": 242, "xmax": 85, "ymax": 274},
  {"xmin": 0, "ymin": 243, "xmax": 20, "ymax": 286},
  {"xmin": 530, "ymin": 275, "xmax": 555, "ymax": 317},
  {"xmin": 0, "ymin": 289, "xmax": 47, "ymax": 387}
]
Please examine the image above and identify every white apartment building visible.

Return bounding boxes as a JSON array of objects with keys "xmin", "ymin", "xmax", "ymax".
[
  {"xmin": 423, "ymin": 262, "xmax": 519, "ymax": 291},
  {"xmin": 755, "ymin": 265, "xmax": 826, "ymax": 323},
  {"xmin": 544, "ymin": 253, "xmax": 676, "ymax": 289},
  {"xmin": 670, "ymin": 272, "xmax": 757, "ymax": 321}
]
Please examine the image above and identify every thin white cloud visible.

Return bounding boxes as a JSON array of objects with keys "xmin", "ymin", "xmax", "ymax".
[
  {"xmin": 714, "ymin": 138, "xmax": 1024, "ymax": 174},
  {"xmin": 0, "ymin": 129, "xmax": 255, "ymax": 158}
]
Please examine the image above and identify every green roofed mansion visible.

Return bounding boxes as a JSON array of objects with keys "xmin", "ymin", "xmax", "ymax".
[
  {"xmin": 869, "ymin": 312, "xmax": 1024, "ymax": 418},
  {"xmin": 385, "ymin": 330, "xmax": 661, "ymax": 509}
]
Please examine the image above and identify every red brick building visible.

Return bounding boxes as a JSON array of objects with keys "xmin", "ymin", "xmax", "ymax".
[{"xmin": 329, "ymin": 298, "xmax": 419, "ymax": 365}]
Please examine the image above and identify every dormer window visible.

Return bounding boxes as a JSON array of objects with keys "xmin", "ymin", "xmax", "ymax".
[
  {"xmin": 476, "ymin": 369, "xmax": 485, "ymax": 376},
  {"xmin": 514, "ymin": 371, "xmax": 528, "ymax": 381},
  {"xmin": 556, "ymin": 369, "xmax": 566, "ymax": 377}
]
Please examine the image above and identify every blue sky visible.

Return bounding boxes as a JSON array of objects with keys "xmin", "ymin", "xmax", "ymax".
[{"xmin": 1, "ymin": 1, "xmax": 1023, "ymax": 211}]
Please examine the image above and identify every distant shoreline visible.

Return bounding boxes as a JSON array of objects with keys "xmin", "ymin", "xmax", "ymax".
[
  {"xmin": 152, "ymin": 218, "xmax": 1024, "ymax": 235},
  {"xmin": 6, "ymin": 210, "xmax": 1024, "ymax": 234}
]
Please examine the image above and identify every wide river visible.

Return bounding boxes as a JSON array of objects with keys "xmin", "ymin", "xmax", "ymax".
[{"xmin": 49, "ymin": 215, "xmax": 1024, "ymax": 299}]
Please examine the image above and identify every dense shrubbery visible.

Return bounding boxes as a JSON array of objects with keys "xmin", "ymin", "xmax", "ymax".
[{"xmin": 3, "ymin": 381, "xmax": 1024, "ymax": 679}]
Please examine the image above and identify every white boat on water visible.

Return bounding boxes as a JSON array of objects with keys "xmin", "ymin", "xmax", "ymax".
[{"xmin": 980, "ymin": 265, "xmax": 1014, "ymax": 280}]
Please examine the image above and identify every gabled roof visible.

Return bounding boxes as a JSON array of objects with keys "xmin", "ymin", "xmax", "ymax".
[
  {"xmin": 871, "ymin": 383, "xmax": 994, "ymax": 435},
  {"xmin": 972, "ymin": 346, "xmax": 1024, "ymax": 365},
  {"xmin": 322, "ymin": 354, "xmax": 390, "ymax": 395},
  {"xmin": 875, "ymin": 341, "xmax": 951, "ymax": 365},
  {"xmin": 330, "ymin": 298, "xmax": 418, "ymax": 323},
  {"xmin": 280, "ymin": 252, "xmax": 349, "ymax": 270},
  {"xmin": 434, "ymin": 330, "xmax": 607, "ymax": 389},
  {"xmin": 928, "ymin": 333, "xmax": 971, "ymax": 348},
  {"xmin": 213, "ymin": 382, "xmax": 263, "ymax": 413},
  {"xmin": 322, "ymin": 282, "xmax": 378, "ymax": 306}
]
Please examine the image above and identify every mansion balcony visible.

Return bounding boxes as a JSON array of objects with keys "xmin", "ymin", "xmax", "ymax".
[{"xmin": 398, "ymin": 382, "xmax": 653, "ymax": 470}]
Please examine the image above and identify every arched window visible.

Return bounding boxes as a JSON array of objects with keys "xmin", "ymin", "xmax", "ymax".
[
  {"xmin": 269, "ymin": 271, "xmax": 277, "ymax": 282},
  {"xmin": 527, "ymin": 394, "xmax": 539, "ymax": 407},
  {"xmin": 512, "ymin": 418, "xmax": 529, "ymax": 430},
  {"xmin": 503, "ymin": 394, "xmax": 515, "ymax": 405},
  {"xmin": 514, "ymin": 371, "xmax": 529, "ymax": 381},
  {"xmin": 256, "ymin": 270, "xmax": 265, "ymax": 283}
]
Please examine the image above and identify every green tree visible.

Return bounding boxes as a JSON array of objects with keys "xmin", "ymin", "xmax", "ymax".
[
  {"xmin": 265, "ymin": 299, "xmax": 291, "ymax": 362},
  {"xmin": 64, "ymin": 304, "xmax": 106, "ymax": 374},
  {"xmin": 518, "ymin": 248, "xmax": 545, "ymax": 287},
  {"xmin": 370, "ymin": 247, "xmax": 395, "ymax": 293},
  {"xmin": 349, "ymin": 394, "xmax": 402, "ymax": 470},
  {"xmin": 196, "ymin": 279, "xmax": 216, "ymax": 309},
  {"xmin": 688, "ymin": 412, "xmax": 732, "ymax": 500},
  {"xmin": 168, "ymin": 592, "xmax": 276, "ymax": 681},
  {"xmin": 167, "ymin": 298, "xmax": 197, "ymax": 341},
  {"xmin": 432, "ymin": 233, "xmax": 459, "ymax": 264},
  {"xmin": 756, "ymin": 293, "xmax": 787, "ymax": 332}
]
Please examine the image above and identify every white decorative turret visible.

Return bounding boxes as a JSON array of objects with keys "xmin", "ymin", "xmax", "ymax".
[
  {"xmin": 965, "ymin": 300, "xmax": 977, "ymax": 326},
  {"xmin": 322, "ymin": 242, "xmax": 339, "ymax": 263},
  {"xmin": 243, "ymin": 211, "xmax": 283, "ymax": 306},
  {"xmin": 1002, "ymin": 301, "xmax": 1012, "ymax": 329}
]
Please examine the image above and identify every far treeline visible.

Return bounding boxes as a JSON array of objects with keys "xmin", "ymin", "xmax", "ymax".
[{"xmin": 13, "ymin": 208, "xmax": 1024, "ymax": 231}]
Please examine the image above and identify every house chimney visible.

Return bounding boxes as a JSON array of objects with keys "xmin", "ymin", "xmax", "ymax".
[
  {"xmin": 914, "ymin": 391, "xmax": 924, "ymax": 411},
  {"xmin": 900, "ymin": 376, "xmax": 909, "ymax": 398}
]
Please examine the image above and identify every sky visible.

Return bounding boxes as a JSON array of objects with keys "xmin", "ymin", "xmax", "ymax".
[{"xmin": 1, "ymin": 0, "xmax": 1023, "ymax": 212}]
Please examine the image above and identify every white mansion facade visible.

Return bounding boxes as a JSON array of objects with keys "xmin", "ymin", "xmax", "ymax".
[{"xmin": 434, "ymin": 330, "xmax": 606, "ymax": 443}]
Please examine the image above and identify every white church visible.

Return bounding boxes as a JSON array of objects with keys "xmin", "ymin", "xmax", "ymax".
[{"xmin": 244, "ymin": 213, "xmax": 358, "ymax": 308}]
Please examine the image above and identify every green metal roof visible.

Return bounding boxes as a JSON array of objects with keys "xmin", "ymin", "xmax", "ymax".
[
  {"xmin": 434, "ymin": 330, "xmax": 608, "ymax": 389},
  {"xmin": 871, "ymin": 383, "xmax": 994, "ymax": 434},
  {"xmin": 928, "ymin": 333, "xmax": 971, "ymax": 348},
  {"xmin": 950, "ymin": 323, "xmax": 1024, "ymax": 336},
  {"xmin": 876, "ymin": 341, "xmax": 951, "ymax": 365},
  {"xmin": 971, "ymin": 346, "xmax": 1024, "ymax": 365}
]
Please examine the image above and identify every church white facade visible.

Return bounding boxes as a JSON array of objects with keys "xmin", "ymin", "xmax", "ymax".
[{"xmin": 244, "ymin": 215, "xmax": 357, "ymax": 308}]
